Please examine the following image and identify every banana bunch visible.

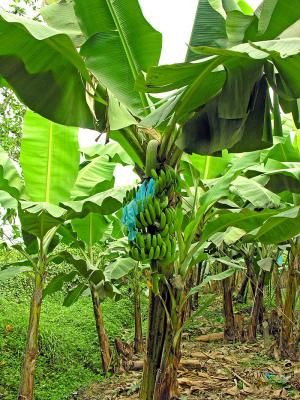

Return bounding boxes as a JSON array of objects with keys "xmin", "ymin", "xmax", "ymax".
[{"xmin": 128, "ymin": 166, "xmax": 179, "ymax": 264}]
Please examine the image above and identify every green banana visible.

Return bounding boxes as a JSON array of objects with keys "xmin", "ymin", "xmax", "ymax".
[
  {"xmin": 133, "ymin": 247, "xmax": 140, "ymax": 261},
  {"xmin": 157, "ymin": 233, "xmax": 163, "ymax": 246},
  {"xmin": 148, "ymin": 203, "xmax": 156, "ymax": 222},
  {"xmin": 161, "ymin": 223, "xmax": 169, "ymax": 237},
  {"xmin": 140, "ymin": 248, "xmax": 147, "ymax": 261},
  {"xmin": 160, "ymin": 212, "xmax": 167, "ymax": 230},
  {"xmin": 151, "ymin": 168, "xmax": 159, "ymax": 180},
  {"xmin": 154, "ymin": 245, "xmax": 161, "ymax": 260},
  {"xmin": 166, "ymin": 237, "xmax": 172, "ymax": 255},
  {"xmin": 137, "ymin": 199, "xmax": 143, "ymax": 213},
  {"xmin": 144, "ymin": 208, "xmax": 153, "ymax": 225},
  {"xmin": 139, "ymin": 212, "xmax": 148, "ymax": 227},
  {"xmin": 160, "ymin": 242, "xmax": 167, "ymax": 259},
  {"xmin": 152, "ymin": 235, "xmax": 157, "ymax": 248},
  {"xmin": 145, "ymin": 234, "xmax": 152, "ymax": 251},
  {"xmin": 154, "ymin": 198, "xmax": 161, "ymax": 218},
  {"xmin": 136, "ymin": 219, "xmax": 143, "ymax": 229},
  {"xmin": 137, "ymin": 233, "xmax": 145, "ymax": 248},
  {"xmin": 148, "ymin": 246, "xmax": 155, "ymax": 259},
  {"xmin": 160, "ymin": 196, "xmax": 168, "ymax": 210}
]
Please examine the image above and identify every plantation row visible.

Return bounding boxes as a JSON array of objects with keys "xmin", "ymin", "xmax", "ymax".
[{"xmin": 0, "ymin": 0, "xmax": 300, "ymax": 399}]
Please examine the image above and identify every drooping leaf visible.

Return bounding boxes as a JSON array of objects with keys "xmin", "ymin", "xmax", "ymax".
[
  {"xmin": 104, "ymin": 257, "xmax": 136, "ymax": 281},
  {"xmin": 62, "ymin": 187, "xmax": 124, "ymax": 217},
  {"xmin": 40, "ymin": 0, "xmax": 84, "ymax": 46},
  {"xmin": 245, "ymin": 206, "xmax": 300, "ymax": 244},
  {"xmin": 71, "ymin": 213, "xmax": 110, "ymax": 247},
  {"xmin": 0, "ymin": 11, "xmax": 94, "ymax": 128},
  {"xmin": 201, "ymin": 208, "xmax": 277, "ymax": 244},
  {"xmin": 0, "ymin": 190, "xmax": 18, "ymax": 209},
  {"xmin": 43, "ymin": 271, "xmax": 77, "ymax": 298},
  {"xmin": 81, "ymin": 142, "xmax": 133, "ymax": 165},
  {"xmin": 230, "ymin": 175, "xmax": 281, "ymax": 208},
  {"xmin": 21, "ymin": 111, "xmax": 79, "ymax": 204},
  {"xmin": 63, "ymin": 282, "xmax": 87, "ymax": 306},
  {"xmin": 19, "ymin": 201, "xmax": 66, "ymax": 238},
  {"xmin": 0, "ymin": 264, "xmax": 33, "ymax": 281},
  {"xmin": 76, "ymin": 0, "xmax": 162, "ymax": 115},
  {"xmin": 71, "ymin": 156, "xmax": 115, "ymax": 200}
]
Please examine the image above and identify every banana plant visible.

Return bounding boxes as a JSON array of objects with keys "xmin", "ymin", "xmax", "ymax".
[
  {"xmin": 1, "ymin": 0, "xmax": 300, "ymax": 399},
  {"xmin": 0, "ymin": 112, "xmax": 129, "ymax": 399},
  {"xmin": 44, "ymin": 214, "xmax": 137, "ymax": 374}
]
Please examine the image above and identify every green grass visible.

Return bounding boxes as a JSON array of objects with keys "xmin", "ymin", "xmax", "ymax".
[{"xmin": 0, "ymin": 288, "xmax": 144, "ymax": 400}]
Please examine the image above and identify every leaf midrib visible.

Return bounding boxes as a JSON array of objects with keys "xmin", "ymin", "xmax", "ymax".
[{"xmin": 105, "ymin": 0, "xmax": 149, "ymax": 112}]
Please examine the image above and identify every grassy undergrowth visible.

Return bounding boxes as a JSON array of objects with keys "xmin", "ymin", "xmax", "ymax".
[{"xmin": 0, "ymin": 284, "xmax": 145, "ymax": 400}]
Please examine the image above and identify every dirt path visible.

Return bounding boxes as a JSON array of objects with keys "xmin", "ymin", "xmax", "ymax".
[{"xmin": 72, "ymin": 334, "xmax": 300, "ymax": 400}]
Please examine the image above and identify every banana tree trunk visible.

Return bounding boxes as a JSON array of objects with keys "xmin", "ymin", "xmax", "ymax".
[
  {"xmin": 18, "ymin": 270, "xmax": 44, "ymax": 400},
  {"xmin": 222, "ymin": 266, "xmax": 235, "ymax": 343},
  {"xmin": 140, "ymin": 270, "xmax": 183, "ymax": 400},
  {"xmin": 91, "ymin": 285, "xmax": 111, "ymax": 374},
  {"xmin": 273, "ymin": 263, "xmax": 283, "ymax": 311},
  {"xmin": 280, "ymin": 239, "xmax": 300, "ymax": 359},
  {"xmin": 133, "ymin": 273, "xmax": 143, "ymax": 354},
  {"xmin": 248, "ymin": 270, "xmax": 266, "ymax": 342},
  {"xmin": 236, "ymin": 273, "xmax": 248, "ymax": 303}
]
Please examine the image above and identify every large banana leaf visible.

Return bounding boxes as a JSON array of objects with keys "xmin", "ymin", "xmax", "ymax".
[
  {"xmin": 40, "ymin": 1, "xmax": 84, "ymax": 46},
  {"xmin": 21, "ymin": 111, "xmax": 79, "ymax": 204},
  {"xmin": 71, "ymin": 213, "xmax": 110, "ymax": 246},
  {"xmin": 245, "ymin": 206, "xmax": 300, "ymax": 244},
  {"xmin": 75, "ymin": 0, "xmax": 162, "ymax": 116},
  {"xmin": 0, "ymin": 11, "xmax": 94, "ymax": 128},
  {"xmin": 81, "ymin": 142, "xmax": 133, "ymax": 165},
  {"xmin": 229, "ymin": 175, "xmax": 281, "ymax": 208},
  {"xmin": 104, "ymin": 258, "xmax": 136, "ymax": 281},
  {"xmin": 256, "ymin": 0, "xmax": 300, "ymax": 40},
  {"xmin": 201, "ymin": 208, "xmax": 277, "ymax": 243},
  {"xmin": 0, "ymin": 145, "xmax": 23, "ymax": 197},
  {"xmin": 185, "ymin": 0, "xmax": 227, "ymax": 62},
  {"xmin": 71, "ymin": 156, "xmax": 115, "ymax": 200},
  {"xmin": 0, "ymin": 190, "xmax": 18, "ymax": 209},
  {"xmin": 19, "ymin": 201, "xmax": 67, "ymax": 238},
  {"xmin": 61, "ymin": 187, "xmax": 125, "ymax": 217}
]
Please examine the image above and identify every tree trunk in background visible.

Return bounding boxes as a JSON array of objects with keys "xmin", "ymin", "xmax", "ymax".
[
  {"xmin": 18, "ymin": 271, "xmax": 44, "ymax": 400},
  {"xmin": 248, "ymin": 270, "xmax": 266, "ymax": 342},
  {"xmin": 246, "ymin": 257, "xmax": 257, "ymax": 298},
  {"xmin": 222, "ymin": 267, "xmax": 235, "ymax": 343},
  {"xmin": 91, "ymin": 285, "xmax": 111, "ymax": 374},
  {"xmin": 236, "ymin": 274, "xmax": 248, "ymax": 303},
  {"xmin": 133, "ymin": 273, "xmax": 143, "ymax": 354},
  {"xmin": 280, "ymin": 239, "xmax": 300, "ymax": 359},
  {"xmin": 193, "ymin": 262, "xmax": 203, "ymax": 310},
  {"xmin": 273, "ymin": 263, "xmax": 283, "ymax": 311}
]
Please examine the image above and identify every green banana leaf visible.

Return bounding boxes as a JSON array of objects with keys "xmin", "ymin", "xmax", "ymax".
[
  {"xmin": 40, "ymin": 1, "xmax": 84, "ymax": 46},
  {"xmin": 0, "ymin": 11, "xmax": 94, "ymax": 128},
  {"xmin": 19, "ymin": 201, "xmax": 66, "ymax": 238},
  {"xmin": 229, "ymin": 175, "xmax": 281, "ymax": 208},
  {"xmin": 70, "ymin": 156, "xmax": 115, "ymax": 200},
  {"xmin": 61, "ymin": 187, "xmax": 125, "ymax": 217},
  {"xmin": 0, "ymin": 190, "xmax": 18, "ymax": 209},
  {"xmin": 245, "ymin": 206, "xmax": 300, "ymax": 244},
  {"xmin": 75, "ymin": 0, "xmax": 162, "ymax": 116},
  {"xmin": 71, "ymin": 213, "xmax": 110, "ymax": 247},
  {"xmin": 104, "ymin": 258, "xmax": 137, "ymax": 281},
  {"xmin": 0, "ymin": 145, "xmax": 23, "ymax": 197},
  {"xmin": 21, "ymin": 111, "xmax": 79, "ymax": 205}
]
